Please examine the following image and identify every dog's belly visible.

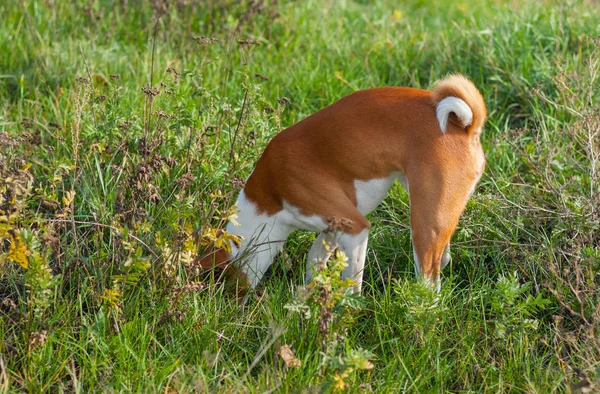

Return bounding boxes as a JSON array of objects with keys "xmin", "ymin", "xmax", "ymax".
[{"xmin": 354, "ymin": 172, "xmax": 407, "ymax": 216}]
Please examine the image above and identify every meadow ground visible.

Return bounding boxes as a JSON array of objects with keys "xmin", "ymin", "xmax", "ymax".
[{"xmin": 1, "ymin": 0, "xmax": 599, "ymax": 392}]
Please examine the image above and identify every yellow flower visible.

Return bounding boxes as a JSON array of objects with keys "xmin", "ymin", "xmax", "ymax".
[
  {"xmin": 333, "ymin": 374, "xmax": 347, "ymax": 392},
  {"xmin": 6, "ymin": 233, "xmax": 28, "ymax": 269},
  {"xmin": 200, "ymin": 228, "xmax": 243, "ymax": 252},
  {"xmin": 392, "ymin": 9, "xmax": 403, "ymax": 22},
  {"xmin": 100, "ymin": 288, "xmax": 122, "ymax": 308}
]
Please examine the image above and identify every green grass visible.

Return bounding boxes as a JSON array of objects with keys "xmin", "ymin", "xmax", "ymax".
[{"xmin": 1, "ymin": 0, "xmax": 599, "ymax": 392}]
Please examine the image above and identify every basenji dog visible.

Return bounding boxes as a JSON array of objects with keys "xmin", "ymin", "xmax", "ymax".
[{"xmin": 199, "ymin": 74, "xmax": 486, "ymax": 294}]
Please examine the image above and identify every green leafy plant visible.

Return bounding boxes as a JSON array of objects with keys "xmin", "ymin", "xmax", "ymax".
[
  {"xmin": 487, "ymin": 272, "xmax": 550, "ymax": 341},
  {"xmin": 285, "ymin": 222, "xmax": 374, "ymax": 391}
]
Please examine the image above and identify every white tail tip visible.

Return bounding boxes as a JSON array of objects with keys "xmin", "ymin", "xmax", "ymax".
[{"xmin": 436, "ymin": 96, "xmax": 473, "ymax": 133}]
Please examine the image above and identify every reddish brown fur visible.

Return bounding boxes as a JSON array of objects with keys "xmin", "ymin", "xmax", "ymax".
[
  {"xmin": 197, "ymin": 247, "xmax": 231, "ymax": 269},
  {"xmin": 196, "ymin": 230, "xmax": 249, "ymax": 297},
  {"xmin": 196, "ymin": 248, "xmax": 249, "ymax": 298},
  {"xmin": 431, "ymin": 74, "xmax": 487, "ymax": 133},
  {"xmin": 204, "ymin": 75, "xmax": 486, "ymax": 285},
  {"xmin": 239, "ymin": 75, "xmax": 486, "ymax": 281}
]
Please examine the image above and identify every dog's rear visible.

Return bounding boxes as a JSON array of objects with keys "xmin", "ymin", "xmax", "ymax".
[
  {"xmin": 407, "ymin": 74, "xmax": 486, "ymax": 284},
  {"xmin": 432, "ymin": 73, "xmax": 486, "ymax": 134}
]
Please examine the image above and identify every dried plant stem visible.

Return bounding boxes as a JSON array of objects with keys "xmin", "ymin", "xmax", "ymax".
[
  {"xmin": 78, "ymin": 45, "xmax": 97, "ymax": 127},
  {"xmin": 227, "ymin": 88, "xmax": 249, "ymax": 175},
  {"xmin": 48, "ymin": 219, "xmax": 158, "ymax": 258},
  {"xmin": 215, "ymin": 36, "xmax": 235, "ymax": 139},
  {"xmin": 0, "ymin": 355, "xmax": 7, "ymax": 392},
  {"xmin": 143, "ymin": 15, "xmax": 162, "ymax": 157},
  {"xmin": 150, "ymin": 16, "xmax": 160, "ymax": 95},
  {"xmin": 69, "ymin": 82, "xmax": 85, "ymax": 266},
  {"xmin": 585, "ymin": 118, "xmax": 597, "ymax": 199},
  {"xmin": 244, "ymin": 323, "xmax": 286, "ymax": 378}
]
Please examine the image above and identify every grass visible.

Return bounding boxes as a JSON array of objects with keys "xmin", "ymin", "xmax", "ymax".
[{"xmin": 1, "ymin": 0, "xmax": 599, "ymax": 392}]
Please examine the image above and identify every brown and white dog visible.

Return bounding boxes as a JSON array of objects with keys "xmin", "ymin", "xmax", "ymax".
[{"xmin": 200, "ymin": 74, "xmax": 486, "ymax": 293}]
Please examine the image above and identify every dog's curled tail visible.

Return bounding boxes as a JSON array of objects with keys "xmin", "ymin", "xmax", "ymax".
[{"xmin": 432, "ymin": 74, "xmax": 486, "ymax": 134}]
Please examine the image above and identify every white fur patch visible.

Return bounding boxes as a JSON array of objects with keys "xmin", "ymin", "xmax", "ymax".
[
  {"xmin": 228, "ymin": 171, "xmax": 412, "ymax": 289},
  {"xmin": 412, "ymin": 237, "xmax": 421, "ymax": 275},
  {"xmin": 354, "ymin": 172, "xmax": 406, "ymax": 215},
  {"xmin": 436, "ymin": 97, "xmax": 473, "ymax": 133},
  {"xmin": 468, "ymin": 150, "xmax": 486, "ymax": 197},
  {"xmin": 227, "ymin": 193, "xmax": 330, "ymax": 287},
  {"xmin": 338, "ymin": 229, "xmax": 369, "ymax": 293},
  {"xmin": 281, "ymin": 201, "xmax": 328, "ymax": 233},
  {"xmin": 226, "ymin": 191, "xmax": 292, "ymax": 287}
]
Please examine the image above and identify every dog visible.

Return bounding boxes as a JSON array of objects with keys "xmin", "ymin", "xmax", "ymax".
[{"xmin": 199, "ymin": 74, "xmax": 486, "ymax": 294}]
